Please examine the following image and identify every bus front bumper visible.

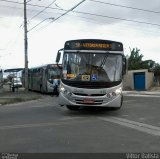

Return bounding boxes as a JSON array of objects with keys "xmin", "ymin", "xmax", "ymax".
[{"xmin": 58, "ymin": 92, "xmax": 122, "ymax": 108}]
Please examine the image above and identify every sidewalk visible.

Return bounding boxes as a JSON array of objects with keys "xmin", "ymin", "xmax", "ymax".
[{"xmin": 123, "ymin": 86, "xmax": 160, "ymax": 96}]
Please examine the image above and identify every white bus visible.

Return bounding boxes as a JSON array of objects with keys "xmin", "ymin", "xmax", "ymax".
[
  {"xmin": 22, "ymin": 64, "xmax": 61, "ymax": 93},
  {"xmin": 56, "ymin": 39, "xmax": 126, "ymax": 110}
]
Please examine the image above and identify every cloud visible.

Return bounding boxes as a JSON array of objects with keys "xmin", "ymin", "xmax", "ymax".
[{"xmin": 1, "ymin": 0, "xmax": 160, "ymax": 69}]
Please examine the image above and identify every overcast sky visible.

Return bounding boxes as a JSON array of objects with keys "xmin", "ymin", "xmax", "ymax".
[{"xmin": 0, "ymin": 0, "xmax": 160, "ymax": 69}]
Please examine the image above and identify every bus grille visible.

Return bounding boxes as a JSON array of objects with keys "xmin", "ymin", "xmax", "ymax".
[
  {"xmin": 62, "ymin": 80, "xmax": 121, "ymax": 89},
  {"xmin": 73, "ymin": 93, "xmax": 105, "ymax": 96}
]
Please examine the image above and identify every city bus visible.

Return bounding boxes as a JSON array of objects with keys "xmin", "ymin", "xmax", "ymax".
[
  {"xmin": 22, "ymin": 64, "xmax": 61, "ymax": 93},
  {"xmin": 56, "ymin": 39, "xmax": 126, "ymax": 110}
]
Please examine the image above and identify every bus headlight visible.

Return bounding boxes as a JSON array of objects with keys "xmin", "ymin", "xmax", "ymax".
[
  {"xmin": 60, "ymin": 85, "xmax": 65, "ymax": 92},
  {"xmin": 115, "ymin": 88, "xmax": 122, "ymax": 95},
  {"xmin": 60, "ymin": 85, "xmax": 72, "ymax": 96},
  {"xmin": 107, "ymin": 88, "xmax": 122, "ymax": 98},
  {"xmin": 60, "ymin": 85, "xmax": 68, "ymax": 94}
]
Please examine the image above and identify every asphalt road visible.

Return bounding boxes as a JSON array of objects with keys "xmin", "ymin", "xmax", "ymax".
[{"xmin": 0, "ymin": 94, "xmax": 160, "ymax": 154}]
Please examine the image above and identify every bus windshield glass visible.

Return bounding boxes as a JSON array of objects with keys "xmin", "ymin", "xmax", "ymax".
[
  {"xmin": 62, "ymin": 52, "xmax": 122, "ymax": 82},
  {"xmin": 48, "ymin": 68, "xmax": 61, "ymax": 80}
]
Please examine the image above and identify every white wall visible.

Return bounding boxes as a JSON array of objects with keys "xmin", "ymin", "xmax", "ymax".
[{"xmin": 123, "ymin": 69, "xmax": 154, "ymax": 90}]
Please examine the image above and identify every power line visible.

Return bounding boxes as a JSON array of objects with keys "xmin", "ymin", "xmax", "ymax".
[
  {"xmin": 28, "ymin": 0, "xmax": 56, "ymax": 21},
  {"xmin": 72, "ymin": 10, "xmax": 160, "ymax": 27},
  {"xmin": 32, "ymin": 0, "xmax": 86, "ymax": 31},
  {"xmin": 38, "ymin": 13, "xmax": 160, "ymax": 37},
  {"xmin": 0, "ymin": 0, "xmax": 159, "ymax": 37},
  {"xmin": 1, "ymin": 0, "xmax": 160, "ymax": 27},
  {"xmin": 0, "ymin": 0, "xmax": 64, "ymax": 25},
  {"xmin": 0, "ymin": 0, "xmax": 23, "ymax": 5},
  {"xmin": 2, "ymin": 0, "xmax": 160, "ymax": 15},
  {"xmin": 31, "ymin": 4, "xmax": 160, "ymax": 32},
  {"xmin": 0, "ymin": 0, "xmax": 63, "ymax": 11},
  {"xmin": 28, "ymin": 17, "xmax": 54, "ymax": 32},
  {"xmin": 50, "ymin": 0, "xmax": 86, "ymax": 22},
  {"xmin": 0, "ymin": 3, "xmax": 60, "ymax": 15},
  {"xmin": 89, "ymin": 0, "xmax": 160, "ymax": 14}
]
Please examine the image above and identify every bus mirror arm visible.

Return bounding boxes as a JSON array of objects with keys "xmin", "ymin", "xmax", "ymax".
[
  {"xmin": 57, "ymin": 63, "xmax": 62, "ymax": 70},
  {"xmin": 56, "ymin": 48, "xmax": 63, "ymax": 69},
  {"xmin": 56, "ymin": 48, "xmax": 64, "ymax": 63},
  {"xmin": 56, "ymin": 52, "xmax": 61, "ymax": 63}
]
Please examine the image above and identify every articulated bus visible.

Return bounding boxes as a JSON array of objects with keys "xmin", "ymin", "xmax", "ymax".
[
  {"xmin": 56, "ymin": 39, "xmax": 126, "ymax": 110},
  {"xmin": 23, "ymin": 64, "xmax": 61, "ymax": 93}
]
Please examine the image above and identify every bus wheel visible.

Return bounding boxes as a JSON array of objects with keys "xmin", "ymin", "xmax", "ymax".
[{"xmin": 66, "ymin": 105, "xmax": 80, "ymax": 111}]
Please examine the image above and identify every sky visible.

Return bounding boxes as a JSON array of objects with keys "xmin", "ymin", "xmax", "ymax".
[{"xmin": 0, "ymin": 0, "xmax": 160, "ymax": 69}]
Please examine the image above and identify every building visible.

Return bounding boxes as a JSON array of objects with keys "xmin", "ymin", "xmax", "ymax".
[{"xmin": 123, "ymin": 69, "xmax": 154, "ymax": 90}]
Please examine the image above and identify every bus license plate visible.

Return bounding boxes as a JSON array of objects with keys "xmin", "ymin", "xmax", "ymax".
[{"xmin": 83, "ymin": 98, "xmax": 94, "ymax": 104}]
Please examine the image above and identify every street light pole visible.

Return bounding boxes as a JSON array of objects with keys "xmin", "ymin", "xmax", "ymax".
[{"xmin": 24, "ymin": 0, "xmax": 28, "ymax": 91}]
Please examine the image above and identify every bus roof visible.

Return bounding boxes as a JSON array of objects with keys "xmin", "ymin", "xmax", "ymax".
[
  {"xmin": 30, "ymin": 64, "xmax": 61, "ymax": 70},
  {"xmin": 4, "ymin": 68, "xmax": 24, "ymax": 73}
]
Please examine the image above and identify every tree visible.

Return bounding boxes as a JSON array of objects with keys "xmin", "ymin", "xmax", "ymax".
[
  {"xmin": 127, "ymin": 48, "xmax": 156, "ymax": 70},
  {"xmin": 154, "ymin": 63, "xmax": 160, "ymax": 75},
  {"xmin": 141, "ymin": 60, "xmax": 156, "ymax": 70},
  {"xmin": 128, "ymin": 48, "xmax": 144, "ymax": 70}
]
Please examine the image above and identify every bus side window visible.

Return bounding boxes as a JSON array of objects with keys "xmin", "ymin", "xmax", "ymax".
[{"xmin": 122, "ymin": 57, "xmax": 127, "ymax": 75}]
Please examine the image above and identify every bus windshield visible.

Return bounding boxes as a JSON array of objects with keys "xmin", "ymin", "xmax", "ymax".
[
  {"xmin": 48, "ymin": 68, "xmax": 61, "ymax": 80},
  {"xmin": 62, "ymin": 52, "xmax": 122, "ymax": 82}
]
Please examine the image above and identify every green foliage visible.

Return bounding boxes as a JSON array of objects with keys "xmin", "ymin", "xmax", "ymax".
[
  {"xmin": 141, "ymin": 60, "xmax": 156, "ymax": 70},
  {"xmin": 127, "ymin": 48, "xmax": 156, "ymax": 70},
  {"xmin": 154, "ymin": 63, "xmax": 160, "ymax": 75},
  {"xmin": 128, "ymin": 48, "xmax": 143, "ymax": 70}
]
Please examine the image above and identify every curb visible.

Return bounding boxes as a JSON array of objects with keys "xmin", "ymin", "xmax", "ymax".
[{"xmin": 123, "ymin": 91, "xmax": 160, "ymax": 96}]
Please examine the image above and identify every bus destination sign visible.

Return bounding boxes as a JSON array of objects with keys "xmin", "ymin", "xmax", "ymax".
[
  {"xmin": 64, "ymin": 39, "xmax": 123, "ymax": 51},
  {"xmin": 75, "ymin": 42, "xmax": 112, "ymax": 49}
]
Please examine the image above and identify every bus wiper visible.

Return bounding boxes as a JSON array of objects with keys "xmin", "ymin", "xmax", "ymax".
[{"xmin": 99, "ymin": 52, "xmax": 109, "ymax": 67}]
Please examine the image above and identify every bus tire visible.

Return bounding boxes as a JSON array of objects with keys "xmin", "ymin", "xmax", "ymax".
[{"xmin": 66, "ymin": 105, "xmax": 80, "ymax": 111}]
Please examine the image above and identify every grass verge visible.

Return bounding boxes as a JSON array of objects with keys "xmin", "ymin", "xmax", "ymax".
[{"xmin": 0, "ymin": 96, "xmax": 41, "ymax": 105}]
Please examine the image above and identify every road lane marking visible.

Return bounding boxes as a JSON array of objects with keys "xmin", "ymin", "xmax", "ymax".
[
  {"xmin": 60, "ymin": 117, "xmax": 83, "ymax": 120},
  {"xmin": 0, "ymin": 117, "xmax": 85, "ymax": 130},
  {"xmin": 98, "ymin": 116, "xmax": 160, "ymax": 136},
  {"xmin": 0, "ymin": 122, "xmax": 62, "ymax": 130},
  {"xmin": 123, "ymin": 100, "xmax": 136, "ymax": 103},
  {"xmin": 124, "ymin": 94, "xmax": 160, "ymax": 97}
]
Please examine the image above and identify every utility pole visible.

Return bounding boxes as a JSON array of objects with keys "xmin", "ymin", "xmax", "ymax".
[{"xmin": 24, "ymin": 0, "xmax": 28, "ymax": 91}]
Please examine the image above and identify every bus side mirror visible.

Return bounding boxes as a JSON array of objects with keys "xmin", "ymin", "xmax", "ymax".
[
  {"xmin": 56, "ymin": 52, "xmax": 61, "ymax": 63},
  {"xmin": 122, "ymin": 57, "xmax": 127, "ymax": 75},
  {"xmin": 56, "ymin": 48, "xmax": 63, "ymax": 63}
]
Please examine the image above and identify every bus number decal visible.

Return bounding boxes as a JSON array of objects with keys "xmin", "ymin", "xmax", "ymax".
[
  {"xmin": 66, "ymin": 74, "xmax": 76, "ymax": 78},
  {"xmin": 82, "ymin": 75, "xmax": 90, "ymax": 81}
]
